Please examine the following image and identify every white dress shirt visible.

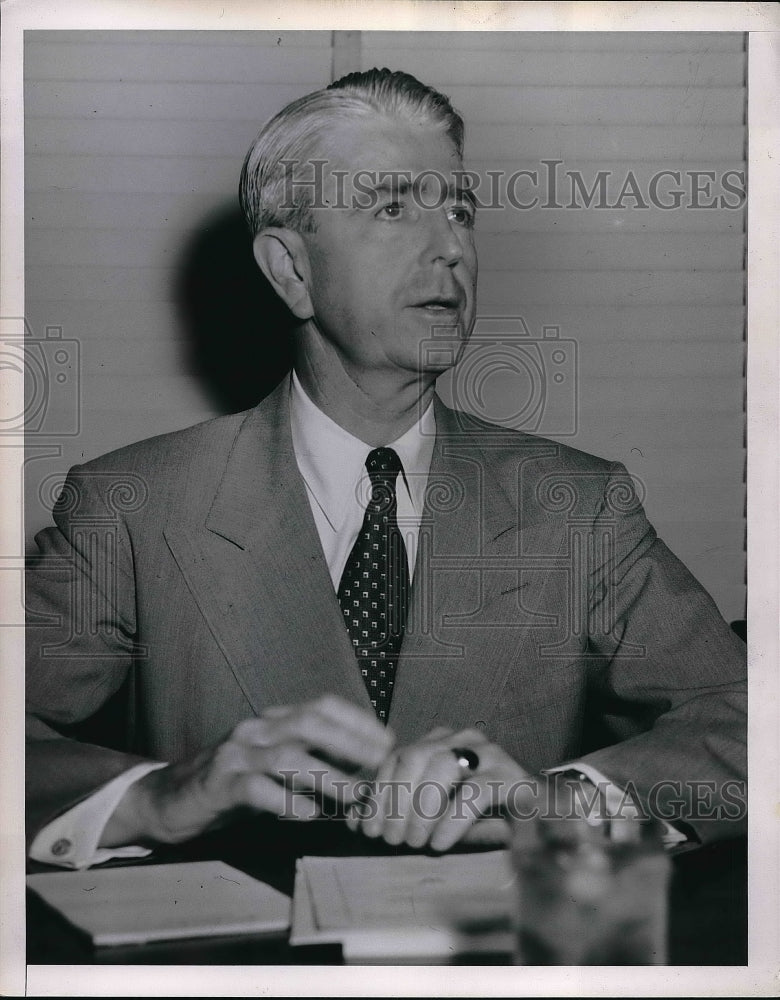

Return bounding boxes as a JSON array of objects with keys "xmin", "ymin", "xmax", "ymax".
[
  {"xmin": 289, "ymin": 369, "xmax": 435, "ymax": 587},
  {"xmin": 30, "ymin": 373, "xmax": 683, "ymax": 868}
]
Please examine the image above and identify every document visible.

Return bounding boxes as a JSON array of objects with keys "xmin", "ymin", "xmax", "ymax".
[
  {"xmin": 27, "ymin": 860, "xmax": 291, "ymax": 946},
  {"xmin": 290, "ymin": 850, "xmax": 516, "ymax": 961}
]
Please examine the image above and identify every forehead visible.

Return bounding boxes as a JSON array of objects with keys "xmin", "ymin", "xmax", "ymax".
[{"xmin": 317, "ymin": 112, "xmax": 462, "ymax": 176}]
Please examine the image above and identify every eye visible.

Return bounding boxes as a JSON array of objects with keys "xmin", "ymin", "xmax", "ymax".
[
  {"xmin": 375, "ymin": 200, "xmax": 404, "ymax": 220},
  {"xmin": 447, "ymin": 203, "xmax": 475, "ymax": 228}
]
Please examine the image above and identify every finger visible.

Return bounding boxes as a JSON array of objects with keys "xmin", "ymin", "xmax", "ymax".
[
  {"xmin": 344, "ymin": 771, "xmax": 376, "ymax": 825},
  {"xmin": 358, "ymin": 753, "xmax": 405, "ymax": 841},
  {"xmin": 401, "ymin": 749, "xmax": 464, "ymax": 849},
  {"xmin": 229, "ymin": 742, "xmax": 368, "ymax": 805},
  {"xmin": 360, "ymin": 742, "xmax": 453, "ymax": 846},
  {"xmin": 429, "ymin": 769, "xmax": 536, "ymax": 853},
  {"xmin": 305, "ymin": 694, "xmax": 397, "ymax": 759},
  {"xmin": 227, "ymin": 770, "xmax": 320, "ymax": 820},
  {"xmin": 357, "ymin": 727, "xmax": 484, "ymax": 844},
  {"xmin": 285, "ymin": 711, "xmax": 394, "ymax": 770},
  {"xmin": 345, "ymin": 801, "xmax": 359, "ymax": 833},
  {"xmin": 373, "ymin": 727, "xmax": 490, "ymax": 846},
  {"xmin": 427, "ymin": 776, "xmax": 492, "ymax": 852},
  {"xmin": 260, "ymin": 746, "xmax": 369, "ymax": 803},
  {"xmin": 396, "ymin": 729, "xmax": 492, "ymax": 848},
  {"xmin": 235, "ymin": 698, "xmax": 395, "ymax": 769}
]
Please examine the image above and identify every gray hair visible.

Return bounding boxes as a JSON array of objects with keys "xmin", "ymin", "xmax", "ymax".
[{"xmin": 238, "ymin": 68, "xmax": 464, "ymax": 237}]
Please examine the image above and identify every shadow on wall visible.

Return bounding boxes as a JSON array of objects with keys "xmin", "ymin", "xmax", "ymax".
[
  {"xmin": 55, "ymin": 206, "xmax": 296, "ymax": 750},
  {"xmin": 174, "ymin": 202, "xmax": 295, "ymax": 414}
]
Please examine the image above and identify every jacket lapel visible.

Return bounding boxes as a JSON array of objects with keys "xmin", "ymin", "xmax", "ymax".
[
  {"xmin": 388, "ymin": 399, "xmax": 565, "ymax": 744},
  {"xmin": 163, "ymin": 381, "xmax": 371, "ymax": 716},
  {"xmin": 162, "ymin": 382, "xmax": 566, "ymax": 743}
]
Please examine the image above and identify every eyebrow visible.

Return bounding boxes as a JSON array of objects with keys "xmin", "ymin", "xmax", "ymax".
[{"xmin": 369, "ymin": 177, "xmax": 478, "ymax": 209}]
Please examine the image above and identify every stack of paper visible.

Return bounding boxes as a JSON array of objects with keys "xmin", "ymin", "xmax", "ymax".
[
  {"xmin": 291, "ymin": 851, "xmax": 516, "ymax": 962},
  {"xmin": 27, "ymin": 860, "xmax": 291, "ymax": 947}
]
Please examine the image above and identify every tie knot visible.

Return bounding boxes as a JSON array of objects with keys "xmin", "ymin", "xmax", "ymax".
[
  {"xmin": 366, "ymin": 447, "xmax": 403, "ymax": 483},
  {"xmin": 365, "ymin": 447, "xmax": 403, "ymax": 512}
]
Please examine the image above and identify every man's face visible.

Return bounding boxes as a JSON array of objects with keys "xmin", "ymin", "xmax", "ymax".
[{"xmin": 299, "ymin": 114, "xmax": 478, "ymax": 383}]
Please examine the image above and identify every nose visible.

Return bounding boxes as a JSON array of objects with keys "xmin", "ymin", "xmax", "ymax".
[{"xmin": 423, "ymin": 207, "xmax": 464, "ymax": 267}]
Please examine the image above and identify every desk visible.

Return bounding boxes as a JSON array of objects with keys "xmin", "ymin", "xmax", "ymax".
[{"xmin": 27, "ymin": 818, "xmax": 747, "ymax": 966}]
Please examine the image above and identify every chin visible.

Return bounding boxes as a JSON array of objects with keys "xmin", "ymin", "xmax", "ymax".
[{"xmin": 404, "ymin": 329, "xmax": 469, "ymax": 375}]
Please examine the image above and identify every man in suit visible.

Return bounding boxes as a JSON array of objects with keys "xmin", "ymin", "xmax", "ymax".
[{"xmin": 26, "ymin": 69, "xmax": 746, "ymax": 868}]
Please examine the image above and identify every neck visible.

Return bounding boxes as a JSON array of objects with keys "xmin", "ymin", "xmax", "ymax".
[{"xmin": 294, "ymin": 333, "xmax": 436, "ymax": 447}]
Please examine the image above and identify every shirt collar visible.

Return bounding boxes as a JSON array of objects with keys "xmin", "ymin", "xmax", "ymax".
[{"xmin": 289, "ymin": 369, "xmax": 435, "ymax": 532}]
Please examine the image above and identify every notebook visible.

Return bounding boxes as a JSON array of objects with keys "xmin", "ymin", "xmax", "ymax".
[{"xmin": 27, "ymin": 860, "xmax": 291, "ymax": 947}]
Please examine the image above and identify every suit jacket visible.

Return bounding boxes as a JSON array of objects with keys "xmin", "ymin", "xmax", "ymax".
[{"xmin": 26, "ymin": 379, "xmax": 747, "ymax": 847}]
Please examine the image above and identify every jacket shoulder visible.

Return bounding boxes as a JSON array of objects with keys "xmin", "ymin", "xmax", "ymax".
[
  {"xmin": 440, "ymin": 405, "xmax": 617, "ymax": 474},
  {"xmin": 73, "ymin": 409, "xmax": 249, "ymax": 478},
  {"xmin": 51, "ymin": 409, "xmax": 256, "ymax": 527}
]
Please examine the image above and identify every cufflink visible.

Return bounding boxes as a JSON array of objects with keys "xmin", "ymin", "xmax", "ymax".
[{"xmin": 51, "ymin": 838, "xmax": 72, "ymax": 857}]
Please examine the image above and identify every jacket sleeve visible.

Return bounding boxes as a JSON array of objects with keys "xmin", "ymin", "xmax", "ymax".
[
  {"xmin": 575, "ymin": 462, "xmax": 747, "ymax": 845},
  {"xmin": 26, "ymin": 464, "xmax": 154, "ymax": 851}
]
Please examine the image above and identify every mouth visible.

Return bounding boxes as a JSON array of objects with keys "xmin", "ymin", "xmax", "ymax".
[{"xmin": 411, "ymin": 295, "xmax": 462, "ymax": 313}]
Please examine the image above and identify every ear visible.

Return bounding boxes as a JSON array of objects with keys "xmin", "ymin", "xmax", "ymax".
[{"xmin": 252, "ymin": 228, "xmax": 313, "ymax": 321}]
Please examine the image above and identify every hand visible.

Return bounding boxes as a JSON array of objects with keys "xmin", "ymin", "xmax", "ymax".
[
  {"xmin": 100, "ymin": 694, "xmax": 395, "ymax": 847},
  {"xmin": 346, "ymin": 726, "xmax": 532, "ymax": 853}
]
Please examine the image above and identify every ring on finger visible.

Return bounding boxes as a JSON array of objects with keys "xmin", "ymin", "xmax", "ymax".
[{"xmin": 451, "ymin": 746, "xmax": 480, "ymax": 778}]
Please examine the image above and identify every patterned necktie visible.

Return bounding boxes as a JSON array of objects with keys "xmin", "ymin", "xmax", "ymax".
[{"xmin": 337, "ymin": 447, "xmax": 410, "ymax": 723}]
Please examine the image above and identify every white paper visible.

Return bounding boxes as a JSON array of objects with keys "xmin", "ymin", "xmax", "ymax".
[
  {"xmin": 290, "ymin": 850, "xmax": 516, "ymax": 959},
  {"xmin": 27, "ymin": 861, "xmax": 290, "ymax": 947}
]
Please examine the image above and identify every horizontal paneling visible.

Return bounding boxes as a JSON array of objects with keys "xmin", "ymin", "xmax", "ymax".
[
  {"xmin": 465, "ymin": 159, "xmax": 746, "ymax": 197},
  {"xmin": 26, "ymin": 229, "xmax": 745, "ymax": 272},
  {"xmin": 26, "ymin": 118, "xmax": 747, "ymax": 163},
  {"xmin": 24, "ymin": 81, "xmax": 745, "ymax": 127},
  {"xmin": 25, "ymin": 40, "xmax": 332, "ymax": 83},
  {"xmin": 23, "ymin": 30, "xmax": 745, "ymax": 619},
  {"xmin": 27, "ymin": 30, "xmax": 332, "ymax": 47},
  {"xmin": 24, "ymin": 82, "xmax": 331, "ymax": 120},
  {"xmin": 25, "ymin": 191, "xmax": 745, "ymax": 234},
  {"xmin": 362, "ymin": 32, "xmax": 745, "ymax": 53},
  {"xmin": 26, "ymin": 118, "xmax": 264, "ymax": 157},
  {"xmin": 24, "ymin": 300, "xmax": 745, "ymax": 348},
  {"xmin": 23, "ymin": 298, "xmax": 198, "ymax": 338},
  {"xmin": 576, "ymin": 341, "xmax": 744, "ymax": 378},
  {"xmin": 609, "ymin": 446, "xmax": 745, "ymax": 484},
  {"xmin": 360, "ymin": 48, "xmax": 745, "ymax": 87},
  {"xmin": 445, "ymin": 85, "xmax": 744, "ymax": 126},
  {"xmin": 477, "ymin": 269, "xmax": 744, "ymax": 306},
  {"xmin": 466, "ymin": 125, "xmax": 746, "ymax": 162},
  {"xmin": 27, "ymin": 228, "xmax": 183, "ymax": 268},
  {"xmin": 25, "ymin": 265, "xmax": 187, "ymax": 301},
  {"xmin": 26, "ymin": 265, "xmax": 745, "ymax": 306},
  {"xmin": 641, "ymin": 487, "xmax": 744, "ymax": 522},
  {"xmin": 26, "ymin": 154, "xmax": 240, "ymax": 194},
  {"xmin": 40, "ymin": 322, "xmax": 741, "ymax": 383},
  {"xmin": 26, "ymin": 192, "xmax": 236, "ymax": 232},
  {"xmin": 474, "ymin": 232, "xmax": 745, "ymax": 271},
  {"xmin": 446, "ymin": 372, "xmax": 744, "ymax": 414}
]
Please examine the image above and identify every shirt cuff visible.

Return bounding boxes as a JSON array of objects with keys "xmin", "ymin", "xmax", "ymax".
[
  {"xmin": 29, "ymin": 761, "xmax": 168, "ymax": 869},
  {"xmin": 543, "ymin": 761, "xmax": 688, "ymax": 849}
]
